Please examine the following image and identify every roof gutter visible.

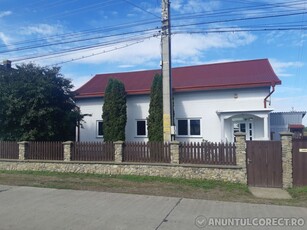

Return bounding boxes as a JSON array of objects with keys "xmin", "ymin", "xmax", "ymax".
[{"xmin": 264, "ymin": 84, "xmax": 275, "ymax": 108}]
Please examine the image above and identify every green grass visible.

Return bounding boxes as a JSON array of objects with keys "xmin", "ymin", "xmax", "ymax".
[
  {"xmin": 2, "ymin": 170, "xmax": 307, "ymax": 207},
  {"xmin": 288, "ymin": 186, "xmax": 307, "ymax": 199},
  {"xmin": 0, "ymin": 169, "xmax": 248, "ymax": 192}
]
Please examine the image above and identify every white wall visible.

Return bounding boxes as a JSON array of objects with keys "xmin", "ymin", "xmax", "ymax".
[
  {"xmin": 76, "ymin": 87, "xmax": 271, "ymax": 142},
  {"xmin": 77, "ymin": 95, "xmax": 150, "ymax": 142},
  {"xmin": 77, "ymin": 98, "xmax": 104, "ymax": 141},
  {"xmin": 126, "ymin": 95, "xmax": 150, "ymax": 141},
  {"xmin": 174, "ymin": 87, "xmax": 270, "ymax": 142}
]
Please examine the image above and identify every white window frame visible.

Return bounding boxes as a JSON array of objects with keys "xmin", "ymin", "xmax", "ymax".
[
  {"xmin": 96, "ymin": 120, "xmax": 104, "ymax": 138},
  {"xmin": 176, "ymin": 118, "xmax": 202, "ymax": 137},
  {"xmin": 136, "ymin": 119, "xmax": 147, "ymax": 137},
  {"xmin": 233, "ymin": 120, "xmax": 254, "ymax": 141}
]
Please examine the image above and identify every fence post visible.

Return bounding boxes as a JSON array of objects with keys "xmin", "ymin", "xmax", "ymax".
[
  {"xmin": 18, "ymin": 141, "xmax": 29, "ymax": 160},
  {"xmin": 170, "ymin": 141, "xmax": 180, "ymax": 164},
  {"xmin": 280, "ymin": 132, "xmax": 293, "ymax": 189},
  {"xmin": 114, "ymin": 141, "xmax": 124, "ymax": 163},
  {"xmin": 234, "ymin": 132, "xmax": 247, "ymax": 184},
  {"xmin": 63, "ymin": 141, "xmax": 73, "ymax": 161}
]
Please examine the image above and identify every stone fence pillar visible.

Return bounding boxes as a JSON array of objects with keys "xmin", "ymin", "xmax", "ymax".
[
  {"xmin": 18, "ymin": 141, "xmax": 29, "ymax": 160},
  {"xmin": 63, "ymin": 141, "xmax": 73, "ymax": 162},
  {"xmin": 114, "ymin": 141, "xmax": 124, "ymax": 163},
  {"xmin": 280, "ymin": 132, "xmax": 293, "ymax": 189},
  {"xmin": 234, "ymin": 132, "xmax": 247, "ymax": 184},
  {"xmin": 170, "ymin": 141, "xmax": 180, "ymax": 164}
]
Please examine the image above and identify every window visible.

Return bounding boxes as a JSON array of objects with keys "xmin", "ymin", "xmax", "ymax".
[
  {"xmin": 178, "ymin": 120, "xmax": 188, "ymax": 135},
  {"xmin": 190, "ymin": 120, "xmax": 200, "ymax": 135},
  {"xmin": 177, "ymin": 119, "xmax": 201, "ymax": 136},
  {"xmin": 136, "ymin": 120, "xmax": 146, "ymax": 136},
  {"xmin": 97, "ymin": 121, "xmax": 103, "ymax": 137}
]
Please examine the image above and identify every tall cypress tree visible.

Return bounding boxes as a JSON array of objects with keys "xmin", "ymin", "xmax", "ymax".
[
  {"xmin": 148, "ymin": 74, "xmax": 163, "ymax": 141},
  {"xmin": 102, "ymin": 78, "xmax": 127, "ymax": 141}
]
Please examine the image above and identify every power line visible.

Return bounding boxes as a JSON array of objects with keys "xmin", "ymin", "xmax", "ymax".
[
  {"xmin": 122, "ymin": 0, "xmax": 160, "ymax": 18},
  {"xmin": 0, "ymin": 27, "xmax": 160, "ymax": 54},
  {"xmin": 46, "ymin": 39, "xmax": 149, "ymax": 67},
  {"xmin": 12, "ymin": 33, "xmax": 159, "ymax": 62},
  {"xmin": 172, "ymin": 11, "xmax": 307, "ymax": 28}
]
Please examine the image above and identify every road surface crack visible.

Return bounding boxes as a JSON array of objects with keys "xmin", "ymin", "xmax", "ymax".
[{"xmin": 155, "ymin": 198, "xmax": 183, "ymax": 230}]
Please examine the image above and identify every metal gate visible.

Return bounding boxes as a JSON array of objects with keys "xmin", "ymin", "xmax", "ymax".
[
  {"xmin": 247, "ymin": 141, "xmax": 282, "ymax": 188},
  {"xmin": 293, "ymin": 139, "xmax": 307, "ymax": 186}
]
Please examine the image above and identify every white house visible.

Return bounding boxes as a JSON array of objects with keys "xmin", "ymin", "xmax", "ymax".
[{"xmin": 75, "ymin": 59, "xmax": 281, "ymax": 143}]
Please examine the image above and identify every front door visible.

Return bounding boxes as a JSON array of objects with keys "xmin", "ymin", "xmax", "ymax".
[{"xmin": 233, "ymin": 121, "xmax": 253, "ymax": 141}]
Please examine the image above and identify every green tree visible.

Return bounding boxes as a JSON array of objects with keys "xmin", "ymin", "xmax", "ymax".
[
  {"xmin": 148, "ymin": 74, "xmax": 163, "ymax": 141},
  {"xmin": 0, "ymin": 63, "xmax": 80, "ymax": 141},
  {"xmin": 102, "ymin": 78, "xmax": 127, "ymax": 141}
]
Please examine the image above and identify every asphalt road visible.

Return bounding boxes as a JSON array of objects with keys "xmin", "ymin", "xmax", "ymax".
[{"xmin": 0, "ymin": 185, "xmax": 306, "ymax": 230}]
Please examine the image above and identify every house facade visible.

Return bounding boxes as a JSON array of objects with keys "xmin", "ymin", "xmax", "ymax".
[{"xmin": 75, "ymin": 59, "xmax": 281, "ymax": 143}]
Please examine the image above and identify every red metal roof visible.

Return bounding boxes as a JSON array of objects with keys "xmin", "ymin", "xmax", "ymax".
[
  {"xmin": 75, "ymin": 59, "xmax": 281, "ymax": 98},
  {"xmin": 289, "ymin": 124, "xmax": 305, "ymax": 129}
]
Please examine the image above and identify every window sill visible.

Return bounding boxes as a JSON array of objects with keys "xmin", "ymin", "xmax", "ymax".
[{"xmin": 176, "ymin": 136, "xmax": 203, "ymax": 138}]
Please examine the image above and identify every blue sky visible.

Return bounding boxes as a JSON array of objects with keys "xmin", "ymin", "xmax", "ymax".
[{"xmin": 0, "ymin": 0, "xmax": 306, "ymax": 124}]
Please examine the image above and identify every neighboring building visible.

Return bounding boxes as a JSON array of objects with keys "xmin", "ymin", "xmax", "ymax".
[
  {"xmin": 0, "ymin": 60, "xmax": 12, "ymax": 70},
  {"xmin": 270, "ymin": 111, "xmax": 306, "ymax": 140},
  {"xmin": 75, "ymin": 59, "xmax": 281, "ymax": 143}
]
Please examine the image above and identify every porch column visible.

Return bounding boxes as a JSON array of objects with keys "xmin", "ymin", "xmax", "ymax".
[
  {"xmin": 235, "ymin": 132, "xmax": 247, "ymax": 184},
  {"xmin": 263, "ymin": 115, "xmax": 269, "ymax": 140},
  {"xmin": 280, "ymin": 132, "xmax": 293, "ymax": 189},
  {"xmin": 220, "ymin": 116, "xmax": 225, "ymax": 142}
]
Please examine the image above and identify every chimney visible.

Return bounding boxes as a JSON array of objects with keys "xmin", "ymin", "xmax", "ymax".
[{"xmin": 3, "ymin": 60, "xmax": 11, "ymax": 69}]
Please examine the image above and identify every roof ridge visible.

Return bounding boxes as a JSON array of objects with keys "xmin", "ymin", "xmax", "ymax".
[{"xmin": 93, "ymin": 59, "xmax": 269, "ymax": 77}]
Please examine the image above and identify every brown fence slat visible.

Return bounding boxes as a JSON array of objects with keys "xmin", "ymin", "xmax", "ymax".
[
  {"xmin": 179, "ymin": 141, "xmax": 236, "ymax": 165},
  {"xmin": 123, "ymin": 141, "xmax": 170, "ymax": 163},
  {"xmin": 27, "ymin": 142, "xmax": 64, "ymax": 160},
  {"xmin": 0, "ymin": 141, "xmax": 19, "ymax": 159},
  {"xmin": 293, "ymin": 139, "xmax": 307, "ymax": 186},
  {"xmin": 246, "ymin": 141, "xmax": 282, "ymax": 188},
  {"xmin": 71, "ymin": 142, "xmax": 114, "ymax": 162}
]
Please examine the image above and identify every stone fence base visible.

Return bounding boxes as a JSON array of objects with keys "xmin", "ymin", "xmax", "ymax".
[{"xmin": 0, "ymin": 160, "xmax": 245, "ymax": 184}]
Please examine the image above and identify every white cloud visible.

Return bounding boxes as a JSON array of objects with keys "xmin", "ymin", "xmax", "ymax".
[
  {"xmin": 0, "ymin": 32, "xmax": 13, "ymax": 47},
  {"xmin": 172, "ymin": 0, "xmax": 220, "ymax": 13},
  {"xmin": 270, "ymin": 59, "xmax": 304, "ymax": 77},
  {"xmin": 0, "ymin": 11, "xmax": 12, "ymax": 18},
  {"xmin": 171, "ymin": 32, "xmax": 256, "ymax": 64},
  {"xmin": 21, "ymin": 24, "xmax": 64, "ymax": 36},
  {"xmin": 34, "ymin": 29, "xmax": 256, "ymax": 69}
]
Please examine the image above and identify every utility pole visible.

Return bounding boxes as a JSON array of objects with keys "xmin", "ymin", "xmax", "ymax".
[{"xmin": 161, "ymin": 0, "xmax": 174, "ymax": 142}]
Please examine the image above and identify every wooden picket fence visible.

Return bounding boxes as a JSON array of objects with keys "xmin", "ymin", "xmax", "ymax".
[
  {"xmin": 123, "ymin": 141, "xmax": 170, "ymax": 163},
  {"xmin": 179, "ymin": 142, "xmax": 236, "ymax": 165},
  {"xmin": 27, "ymin": 142, "xmax": 64, "ymax": 160},
  {"xmin": 0, "ymin": 141, "xmax": 19, "ymax": 159},
  {"xmin": 71, "ymin": 141, "xmax": 114, "ymax": 161}
]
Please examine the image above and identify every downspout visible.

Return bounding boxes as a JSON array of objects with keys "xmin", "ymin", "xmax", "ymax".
[{"xmin": 264, "ymin": 84, "xmax": 275, "ymax": 108}]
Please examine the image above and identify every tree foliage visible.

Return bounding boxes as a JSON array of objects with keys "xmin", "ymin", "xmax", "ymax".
[
  {"xmin": 0, "ymin": 63, "xmax": 80, "ymax": 141},
  {"xmin": 148, "ymin": 74, "xmax": 163, "ymax": 141},
  {"xmin": 102, "ymin": 78, "xmax": 127, "ymax": 141}
]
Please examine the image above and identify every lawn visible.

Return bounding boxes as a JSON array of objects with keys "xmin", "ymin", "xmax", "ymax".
[{"xmin": 0, "ymin": 170, "xmax": 306, "ymax": 207}]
